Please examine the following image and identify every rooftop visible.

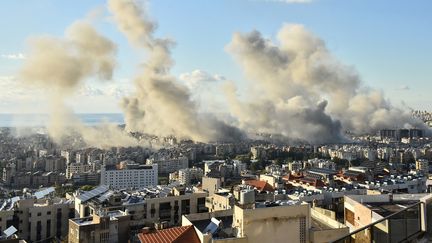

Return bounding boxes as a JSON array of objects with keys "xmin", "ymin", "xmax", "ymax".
[
  {"xmin": 191, "ymin": 215, "xmax": 233, "ymax": 233},
  {"xmin": 138, "ymin": 225, "xmax": 200, "ymax": 243},
  {"xmin": 306, "ymin": 167, "xmax": 337, "ymax": 175},
  {"xmin": 78, "ymin": 182, "xmax": 203, "ymax": 207},
  {"xmin": 71, "ymin": 210, "xmax": 127, "ymax": 226},
  {"xmin": 243, "ymin": 179, "xmax": 274, "ymax": 192},
  {"xmin": 104, "ymin": 163, "xmax": 155, "ymax": 171},
  {"xmin": 71, "ymin": 217, "xmax": 96, "ymax": 226},
  {"xmin": 364, "ymin": 201, "xmax": 419, "ymax": 217}
]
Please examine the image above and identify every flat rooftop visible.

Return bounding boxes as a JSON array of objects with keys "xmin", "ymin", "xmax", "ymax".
[
  {"xmin": 71, "ymin": 217, "xmax": 96, "ymax": 226},
  {"xmin": 191, "ymin": 216, "xmax": 233, "ymax": 233},
  {"xmin": 311, "ymin": 217, "xmax": 334, "ymax": 231},
  {"xmin": 364, "ymin": 201, "xmax": 419, "ymax": 217}
]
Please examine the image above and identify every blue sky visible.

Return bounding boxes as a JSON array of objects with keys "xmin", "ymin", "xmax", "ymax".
[{"xmin": 0, "ymin": 0, "xmax": 431, "ymax": 113}]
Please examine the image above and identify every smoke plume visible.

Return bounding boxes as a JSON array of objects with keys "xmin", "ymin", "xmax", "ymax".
[
  {"xmin": 19, "ymin": 20, "xmax": 138, "ymax": 148},
  {"xmin": 224, "ymin": 24, "xmax": 426, "ymax": 142},
  {"xmin": 17, "ymin": 0, "xmax": 428, "ymax": 146},
  {"xmin": 108, "ymin": 0, "xmax": 245, "ymax": 142}
]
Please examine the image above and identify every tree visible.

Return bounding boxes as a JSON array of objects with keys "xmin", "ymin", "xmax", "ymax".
[
  {"xmin": 235, "ymin": 154, "xmax": 251, "ymax": 168},
  {"xmin": 350, "ymin": 159, "xmax": 363, "ymax": 167},
  {"xmin": 55, "ymin": 185, "xmax": 76, "ymax": 197},
  {"xmin": 250, "ymin": 162, "xmax": 260, "ymax": 172},
  {"xmin": 80, "ymin": 185, "xmax": 95, "ymax": 191},
  {"xmin": 274, "ymin": 158, "xmax": 284, "ymax": 166}
]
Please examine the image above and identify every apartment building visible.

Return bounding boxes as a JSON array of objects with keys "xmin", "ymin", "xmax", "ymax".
[
  {"xmin": 182, "ymin": 201, "xmax": 348, "ymax": 243},
  {"xmin": 0, "ymin": 192, "xmax": 74, "ymax": 242},
  {"xmin": 100, "ymin": 163, "xmax": 158, "ymax": 189},
  {"xmin": 178, "ymin": 167, "xmax": 204, "ymax": 185},
  {"xmin": 146, "ymin": 156, "xmax": 188, "ymax": 174},
  {"xmin": 68, "ymin": 210, "xmax": 130, "ymax": 243},
  {"xmin": 74, "ymin": 183, "xmax": 208, "ymax": 232},
  {"xmin": 416, "ymin": 159, "xmax": 429, "ymax": 174},
  {"xmin": 342, "ymin": 193, "xmax": 432, "ymax": 242},
  {"xmin": 66, "ymin": 163, "xmax": 93, "ymax": 179}
]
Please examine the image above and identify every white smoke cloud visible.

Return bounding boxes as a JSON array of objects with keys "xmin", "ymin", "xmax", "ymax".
[
  {"xmin": 18, "ymin": 19, "xmax": 138, "ymax": 148},
  {"xmin": 12, "ymin": 0, "xmax": 427, "ymax": 146},
  {"xmin": 20, "ymin": 21, "xmax": 116, "ymax": 93},
  {"xmin": 108, "ymin": 0, "xmax": 245, "ymax": 142},
  {"xmin": 224, "ymin": 24, "xmax": 426, "ymax": 142}
]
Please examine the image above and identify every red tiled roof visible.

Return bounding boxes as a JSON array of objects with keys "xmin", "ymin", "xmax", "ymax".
[
  {"xmin": 286, "ymin": 176, "xmax": 326, "ymax": 188},
  {"xmin": 244, "ymin": 179, "xmax": 274, "ymax": 192},
  {"xmin": 138, "ymin": 225, "xmax": 200, "ymax": 243},
  {"xmin": 283, "ymin": 173, "xmax": 304, "ymax": 182}
]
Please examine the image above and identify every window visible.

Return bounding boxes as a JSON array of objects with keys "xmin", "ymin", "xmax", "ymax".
[
  {"xmin": 46, "ymin": 219, "xmax": 51, "ymax": 238},
  {"xmin": 47, "ymin": 211, "xmax": 51, "ymax": 215},
  {"xmin": 299, "ymin": 216, "xmax": 306, "ymax": 243},
  {"xmin": 37, "ymin": 212, "xmax": 41, "ymax": 217},
  {"xmin": 345, "ymin": 208, "xmax": 355, "ymax": 225}
]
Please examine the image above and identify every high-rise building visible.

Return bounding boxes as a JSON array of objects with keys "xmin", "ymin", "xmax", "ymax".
[
  {"xmin": 146, "ymin": 156, "xmax": 188, "ymax": 174},
  {"xmin": 178, "ymin": 167, "xmax": 203, "ymax": 185},
  {"xmin": 100, "ymin": 163, "xmax": 158, "ymax": 189},
  {"xmin": 66, "ymin": 163, "xmax": 93, "ymax": 179}
]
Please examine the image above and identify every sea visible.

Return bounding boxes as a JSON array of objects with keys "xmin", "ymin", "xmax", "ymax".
[{"xmin": 0, "ymin": 113, "xmax": 124, "ymax": 127}]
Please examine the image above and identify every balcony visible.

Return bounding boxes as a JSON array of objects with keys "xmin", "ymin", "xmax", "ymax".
[{"xmin": 331, "ymin": 201, "xmax": 427, "ymax": 243}]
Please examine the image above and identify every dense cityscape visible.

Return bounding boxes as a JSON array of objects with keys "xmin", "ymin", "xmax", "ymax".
[
  {"xmin": 1, "ymin": 0, "xmax": 432, "ymax": 243},
  {"xmin": 0, "ymin": 122, "xmax": 431, "ymax": 242}
]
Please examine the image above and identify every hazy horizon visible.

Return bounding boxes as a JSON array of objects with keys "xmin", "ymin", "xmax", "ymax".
[{"xmin": 1, "ymin": 0, "xmax": 431, "ymax": 145}]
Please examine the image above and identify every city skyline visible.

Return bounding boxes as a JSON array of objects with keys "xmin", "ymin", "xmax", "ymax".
[
  {"xmin": 1, "ymin": 2, "xmax": 432, "ymax": 242},
  {"xmin": 0, "ymin": 0, "xmax": 431, "ymax": 114}
]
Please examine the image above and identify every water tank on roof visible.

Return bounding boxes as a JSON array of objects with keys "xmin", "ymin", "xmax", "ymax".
[{"xmin": 239, "ymin": 190, "xmax": 255, "ymax": 205}]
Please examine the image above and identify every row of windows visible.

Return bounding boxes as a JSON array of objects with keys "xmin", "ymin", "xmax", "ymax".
[
  {"xmin": 106, "ymin": 172, "xmax": 156, "ymax": 176},
  {"xmin": 29, "ymin": 211, "xmax": 52, "ymax": 217}
]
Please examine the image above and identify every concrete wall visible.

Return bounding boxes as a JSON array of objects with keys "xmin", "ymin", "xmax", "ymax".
[
  {"xmin": 233, "ymin": 204, "xmax": 311, "ymax": 243},
  {"xmin": 213, "ymin": 237, "xmax": 248, "ymax": 243},
  {"xmin": 182, "ymin": 209, "xmax": 233, "ymax": 224},
  {"xmin": 202, "ymin": 177, "xmax": 221, "ymax": 196},
  {"xmin": 0, "ymin": 210, "xmax": 14, "ymax": 233},
  {"xmin": 310, "ymin": 228, "xmax": 349, "ymax": 243},
  {"xmin": 310, "ymin": 207, "xmax": 349, "ymax": 243},
  {"xmin": 311, "ymin": 208, "xmax": 343, "ymax": 229},
  {"xmin": 208, "ymin": 194, "xmax": 233, "ymax": 212}
]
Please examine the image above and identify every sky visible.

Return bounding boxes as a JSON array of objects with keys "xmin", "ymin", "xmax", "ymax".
[{"xmin": 0, "ymin": 0, "xmax": 431, "ymax": 113}]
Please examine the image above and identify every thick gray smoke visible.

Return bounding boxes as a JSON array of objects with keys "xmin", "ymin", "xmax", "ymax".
[
  {"xmin": 224, "ymin": 24, "xmax": 426, "ymax": 142},
  {"xmin": 17, "ymin": 1, "xmax": 427, "ymax": 146},
  {"xmin": 19, "ymin": 20, "xmax": 138, "ymax": 148},
  {"xmin": 108, "ymin": 0, "xmax": 245, "ymax": 142}
]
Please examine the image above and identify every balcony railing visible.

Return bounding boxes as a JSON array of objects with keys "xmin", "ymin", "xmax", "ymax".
[{"xmin": 331, "ymin": 202, "xmax": 423, "ymax": 243}]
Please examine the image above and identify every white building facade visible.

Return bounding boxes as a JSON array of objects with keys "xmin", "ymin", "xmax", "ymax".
[
  {"xmin": 100, "ymin": 164, "xmax": 158, "ymax": 189},
  {"xmin": 146, "ymin": 157, "xmax": 188, "ymax": 174}
]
